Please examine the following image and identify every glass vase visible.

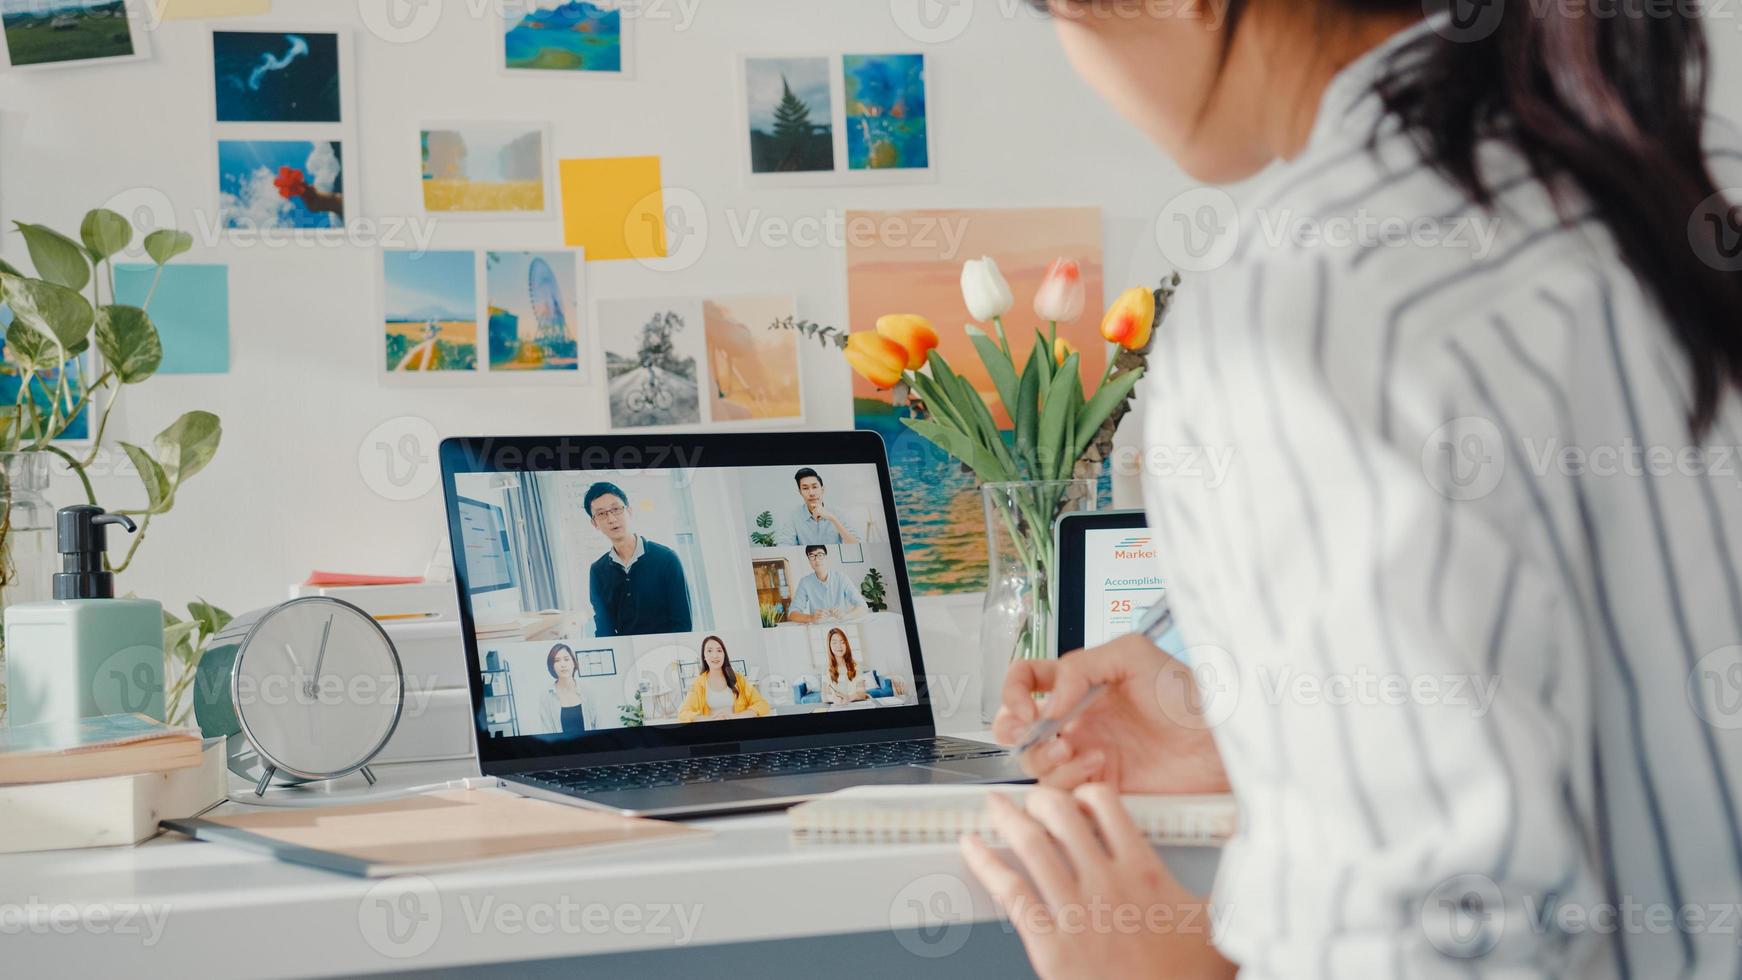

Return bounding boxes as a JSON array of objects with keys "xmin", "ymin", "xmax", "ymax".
[
  {"xmin": 0, "ymin": 451, "xmax": 58, "ymax": 723},
  {"xmin": 977, "ymin": 479, "xmax": 1097, "ymax": 725}
]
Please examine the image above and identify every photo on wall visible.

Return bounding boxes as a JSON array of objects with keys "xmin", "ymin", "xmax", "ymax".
[
  {"xmin": 0, "ymin": 0, "xmax": 150, "ymax": 71},
  {"xmin": 485, "ymin": 249, "xmax": 582, "ymax": 374},
  {"xmin": 843, "ymin": 53, "xmax": 929, "ymax": 172},
  {"xmin": 597, "ymin": 296, "xmax": 704, "ymax": 429},
  {"xmin": 702, "ymin": 294, "xmax": 803, "ymax": 426},
  {"xmin": 743, "ymin": 56, "xmax": 834, "ymax": 176},
  {"xmin": 211, "ymin": 30, "xmax": 342, "ymax": 123},
  {"xmin": 502, "ymin": 0, "xmax": 626, "ymax": 75},
  {"xmin": 382, "ymin": 250, "xmax": 478, "ymax": 373},
  {"xmin": 0, "ymin": 311, "xmax": 91, "ymax": 444},
  {"xmin": 847, "ymin": 206, "xmax": 1106, "ymax": 594},
  {"xmin": 216, "ymin": 138, "xmax": 346, "ymax": 231},
  {"xmin": 421, "ymin": 124, "xmax": 550, "ymax": 216}
]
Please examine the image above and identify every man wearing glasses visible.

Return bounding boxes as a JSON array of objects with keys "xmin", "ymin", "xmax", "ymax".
[{"xmin": 584, "ymin": 482, "xmax": 693, "ymax": 637}]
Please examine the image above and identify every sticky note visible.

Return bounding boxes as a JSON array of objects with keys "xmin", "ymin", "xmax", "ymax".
[
  {"xmin": 559, "ymin": 156, "xmax": 667, "ymax": 261},
  {"xmin": 114, "ymin": 264, "xmax": 230, "ymax": 374},
  {"xmin": 155, "ymin": 0, "xmax": 271, "ymax": 18}
]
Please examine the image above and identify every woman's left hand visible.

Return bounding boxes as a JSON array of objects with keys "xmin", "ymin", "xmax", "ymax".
[{"xmin": 960, "ymin": 786, "xmax": 1234, "ymax": 980}]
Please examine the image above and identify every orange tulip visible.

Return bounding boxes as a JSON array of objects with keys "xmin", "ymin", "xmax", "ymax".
[
  {"xmin": 844, "ymin": 331, "xmax": 909, "ymax": 388},
  {"xmin": 874, "ymin": 314, "xmax": 939, "ymax": 370},
  {"xmin": 1100, "ymin": 286, "xmax": 1156, "ymax": 351},
  {"xmin": 1053, "ymin": 336, "xmax": 1077, "ymax": 367}
]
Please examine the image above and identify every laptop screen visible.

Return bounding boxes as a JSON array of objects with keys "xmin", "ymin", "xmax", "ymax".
[{"xmin": 442, "ymin": 434, "xmax": 932, "ymax": 768}]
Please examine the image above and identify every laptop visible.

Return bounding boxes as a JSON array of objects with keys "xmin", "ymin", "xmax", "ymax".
[
  {"xmin": 441, "ymin": 432, "xmax": 1027, "ymax": 818},
  {"xmin": 1053, "ymin": 509, "xmax": 1186, "ymax": 659}
]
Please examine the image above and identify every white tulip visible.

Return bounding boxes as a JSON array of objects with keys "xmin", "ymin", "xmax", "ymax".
[{"xmin": 960, "ymin": 256, "xmax": 1014, "ymax": 321}]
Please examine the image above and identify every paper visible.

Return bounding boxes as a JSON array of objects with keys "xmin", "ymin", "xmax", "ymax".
[
  {"xmin": 559, "ymin": 156, "xmax": 666, "ymax": 261},
  {"xmin": 114, "ymin": 264, "xmax": 230, "ymax": 374},
  {"xmin": 156, "ymin": 0, "xmax": 270, "ymax": 18}
]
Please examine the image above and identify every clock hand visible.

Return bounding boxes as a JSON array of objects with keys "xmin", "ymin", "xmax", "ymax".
[
  {"xmin": 304, "ymin": 616, "xmax": 335, "ymax": 699},
  {"xmin": 283, "ymin": 642, "xmax": 305, "ymax": 676}
]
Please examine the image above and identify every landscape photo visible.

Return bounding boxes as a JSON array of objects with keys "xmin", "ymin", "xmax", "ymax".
[
  {"xmin": 485, "ymin": 250, "xmax": 581, "ymax": 372},
  {"xmin": 421, "ymin": 126, "xmax": 547, "ymax": 214},
  {"xmin": 217, "ymin": 139, "xmax": 346, "ymax": 231},
  {"xmin": 843, "ymin": 53, "xmax": 929, "ymax": 171},
  {"xmin": 503, "ymin": 1, "xmax": 622, "ymax": 74},
  {"xmin": 598, "ymin": 297, "xmax": 703, "ymax": 429},
  {"xmin": 745, "ymin": 56, "xmax": 833, "ymax": 174},
  {"xmin": 1, "ymin": 0, "xmax": 141, "ymax": 69},
  {"xmin": 702, "ymin": 294, "xmax": 803, "ymax": 424},
  {"xmin": 383, "ymin": 250, "xmax": 478, "ymax": 373},
  {"xmin": 212, "ymin": 30, "xmax": 341, "ymax": 123}
]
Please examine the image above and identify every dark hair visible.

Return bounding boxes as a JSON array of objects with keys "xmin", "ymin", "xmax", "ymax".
[
  {"xmin": 698, "ymin": 635, "xmax": 740, "ymax": 692},
  {"xmin": 794, "ymin": 467, "xmax": 823, "ymax": 488},
  {"xmin": 826, "ymin": 627, "xmax": 857, "ymax": 682},
  {"xmin": 583, "ymin": 482, "xmax": 627, "ymax": 517},
  {"xmin": 1048, "ymin": 0, "xmax": 1742, "ymax": 436},
  {"xmin": 805, "ymin": 544, "xmax": 828, "ymax": 558},
  {"xmin": 546, "ymin": 643, "xmax": 575, "ymax": 679}
]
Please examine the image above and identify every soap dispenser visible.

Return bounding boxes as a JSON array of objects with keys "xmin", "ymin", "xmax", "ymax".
[{"xmin": 3, "ymin": 505, "xmax": 164, "ymax": 727}]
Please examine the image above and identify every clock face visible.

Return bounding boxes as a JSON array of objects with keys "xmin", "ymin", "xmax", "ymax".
[{"xmin": 232, "ymin": 598, "xmax": 402, "ymax": 779}]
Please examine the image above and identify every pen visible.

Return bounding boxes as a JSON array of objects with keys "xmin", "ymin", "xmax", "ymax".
[{"xmin": 1012, "ymin": 596, "xmax": 1175, "ymax": 755}]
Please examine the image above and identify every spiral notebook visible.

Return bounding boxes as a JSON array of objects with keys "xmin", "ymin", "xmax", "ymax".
[{"xmin": 787, "ymin": 785, "xmax": 1236, "ymax": 846}]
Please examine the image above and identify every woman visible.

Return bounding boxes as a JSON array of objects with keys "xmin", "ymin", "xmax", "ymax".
[
  {"xmin": 965, "ymin": 3, "xmax": 1742, "ymax": 979},
  {"xmin": 821, "ymin": 627, "xmax": 870, "ymax": 705},
  {"xmin": 676, "ymin": 635, "xmax": 772, "ymax": 722},
  {"xmin": 535, "ymin": 643, "xmax": 590, "ymax": 737}
]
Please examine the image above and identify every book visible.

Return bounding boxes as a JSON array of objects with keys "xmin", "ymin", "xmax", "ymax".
[
  {"xmin": 787, "ymin": 785, "xmax": 1238, "ymax": 847},
  {"xmin": 0, "ymin": 713, "xmax": 204, "ymax": 785},
  {"xmin": 0, "ymin": 738, "xmax": 226, "ymax": 853},
  {"xmin": 161, "ymin": 787, "xmax": 712, "ymax": 877}
]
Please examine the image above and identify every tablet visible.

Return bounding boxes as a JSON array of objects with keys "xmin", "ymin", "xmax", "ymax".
[{"xmin": 1053, "ymin": 509, "xmax": 1183, "ymax": 658}]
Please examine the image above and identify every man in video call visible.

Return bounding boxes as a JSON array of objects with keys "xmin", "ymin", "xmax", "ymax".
[
  {"xmin": 585, "ymin": 482, "xmax": 694, "ymax": 637},
  {"xmin": 776, "ymin": 468, "xmax": 861, "ymax": 546},
  {"xmin": 786, "ymin": 545, "xmax": 867, "ymax": 623}
]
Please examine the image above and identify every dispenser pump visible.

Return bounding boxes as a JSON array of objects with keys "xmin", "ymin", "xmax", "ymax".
[{"xmin": 53, "ymin": 505, "xmax": 137, "ymax": 600}]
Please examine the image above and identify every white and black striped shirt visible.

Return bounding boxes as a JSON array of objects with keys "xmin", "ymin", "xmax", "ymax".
[{"xmin": 1142, "ymin": 19, "xmax": 1742, "ymax": 979}]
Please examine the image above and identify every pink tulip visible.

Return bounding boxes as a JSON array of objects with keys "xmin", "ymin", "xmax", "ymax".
[{"xmin": 1033, "ymin": 258, "xmax": 1085, "ymax": 324}]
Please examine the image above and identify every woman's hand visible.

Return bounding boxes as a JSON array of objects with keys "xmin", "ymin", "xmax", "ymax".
[
  {"xmin": 961, "ymin": 787, "xmax": 1235, "ymax": 980},
  {"xmin": 993, "ymin": 632, "xmax": 1228, "ymax": 794}
]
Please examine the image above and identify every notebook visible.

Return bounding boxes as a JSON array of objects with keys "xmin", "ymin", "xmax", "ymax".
[
  {"xmin": 0, "ymin": 738, "xmax": 226, "ymax": 853},
  {"xmin": 162, "ymin": 786, "xmax": 712, "ymax": 877},
  {"xmin": 0, "ymin": 713, "xmax": 204, "ymax": 785},
  {"xmin": 787, "ymin": 785, "xmax": 1237, "ymax": 846}
]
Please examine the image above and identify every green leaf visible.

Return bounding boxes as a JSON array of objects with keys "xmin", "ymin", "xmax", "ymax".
[
  {"xmin": 163, "ymin": 620, "xmax": 199, "ymax": 661},
  {"xmin": 163, "ymin": 608, "xmax": 185, "ymax": 628},
  {"xmin": 967, "ymin": 326, "xmax": 1020, "ymax": 427},
  {"xmin": 120, "ymin": 441, "xmax": 173, "ymax": 514},
  {"xmin": 938, "ymin": 360, "xmax": 1020, "ymax": 475},
  {"xmin": 900, "ymin": 417, "xmax": 1015, "ymax": 485},
  {"xmin": 188, "ymin": 600, "xmax": 232, "ymax": 637},
  {"xmin": 1033, "ymin": 329, "xmax": 1054, "ymax": 396},
  {"xmin": 4, "ymin": 322, "xmax": 55, "ymax": 374},
  {"xmin": 0, "ymin": 273, "xmax": 93, "ymax": 353},
  {"xmin": 1014, "ymin": 344, "xmax": 1043, "ymax": 477},
  {"xmin": 153, "ymin": 410, "xmax": 222, "ymax": 488},
  {"xmin": 1071, "ymin": 367, "xmax": 1147, "ymax": 463},
  {"xmin": 908, "ymin": 368, "xmax": 969, "ymax": 434},
  {"xmin": 0, "ymin": 257, "xmax": 21, "ymax": 278},
  {"xmin": 79, "ymin": 209, "xmax": 132, "ymax": 263},
  {"xmin": 12, "ymin": 223, "xmax": 90, "ymax": 292},
  {"xmin": 1037, "ymin": 353, "xmax": 1081, "ymax": 481},
  {"xmin": 143, "ymin": 229, "xmax": 194, "ymax": 266},
  {"xmin": 94, "ymin": 305, "xmax": 163, "ymax": 384}
]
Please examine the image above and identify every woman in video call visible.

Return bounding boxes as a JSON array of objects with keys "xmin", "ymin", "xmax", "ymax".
[
  {"xmin": 535, "ymin": 643, "xmax": 590, "ymax": 737},
  {"xmin": 676, "ymin": 635, "xmax": 772, "ymax": 722},
  {"xmin": 821, "ymin": 628, "xmax": 869, "ymax": 705}
]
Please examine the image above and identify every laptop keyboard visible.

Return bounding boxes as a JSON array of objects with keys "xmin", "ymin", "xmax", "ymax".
[{"xmin": 518, "ymin": 737, "xmax": 1008, "ymax": 793}]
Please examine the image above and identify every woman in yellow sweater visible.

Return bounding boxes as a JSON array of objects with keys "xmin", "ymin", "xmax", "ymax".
[{"xmin": 676, "ymin": 635, "xmax": 771, "ymax": 722}]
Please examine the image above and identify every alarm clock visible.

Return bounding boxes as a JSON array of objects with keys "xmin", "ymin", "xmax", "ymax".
[{"xmin": 194, "ymin": 596, "xmax": 404, "ymax": 796}]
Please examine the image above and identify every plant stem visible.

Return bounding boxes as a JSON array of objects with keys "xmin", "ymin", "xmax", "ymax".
[
  {"xmin": 80, "ymin": 383, "xmax": 120, "ymax": 468},
  {"xmin": 41, "ymin": 444, "xmax": 96, "ymax": 505},
  {"xmin": 142, "ymin": 263, "xmax": 163, "ymax": 313},
  {"xmin": 109, "ymin": 513, "xmax": 150, "ymax": 573}
]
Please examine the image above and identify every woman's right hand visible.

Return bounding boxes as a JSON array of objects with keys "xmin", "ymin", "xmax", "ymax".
[{"xmin": 992, "ymin": 632, "xmax": 1229, "ymax": 795}]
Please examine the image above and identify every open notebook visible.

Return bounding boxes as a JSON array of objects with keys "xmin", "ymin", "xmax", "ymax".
[{"xmin": 787, "ymin": 785, "xmax": 1237, "ymax": 846}]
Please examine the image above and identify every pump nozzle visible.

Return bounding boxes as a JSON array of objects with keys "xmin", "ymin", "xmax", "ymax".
[{"xmin": 53, "ymin": 505, "xmax": 137, "ymax": 600}]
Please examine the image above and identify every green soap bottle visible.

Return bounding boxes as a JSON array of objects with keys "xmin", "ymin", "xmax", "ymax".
[{"xmin": 3, "ymin": 506, "xmax": 163, "ymax": 726}]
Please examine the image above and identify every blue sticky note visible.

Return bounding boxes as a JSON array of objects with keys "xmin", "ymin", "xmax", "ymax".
[{"xmin": 113, "ymin": 264, "xmax": 230, "ymax": 374}]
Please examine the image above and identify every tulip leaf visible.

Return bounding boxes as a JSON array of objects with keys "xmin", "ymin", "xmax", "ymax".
[
  {"xmin": 143, "ymin": 229, "xmax": 194, "ymax": 266},
  {"xmin": 154, "ymin": 410, "xmax": 222, "ymax": 489},
  {"xmin": 900, "ymin": 417, "xmax": 1013, "ymax": 485},
  {"xmin": 0, "ymin": 272, "xmax": 93, "ymax": 354},
  {"xmin": 80, "ymin": 209, "xmax": 133, "ymax": 263},
  {"xmin": 1037, "ymin": 353, "xmax": 1080, "ymax": 481},
  {"xmin": 1033, "ymin": 330, "xmax": 1054, "ymax": 395},
  {"xmin": 1014, "ymin": 344, "xmax": 1043, "ymax": 478},
  {"xmin": 1072, "ymin": 367, "xmax": 1147, "ymax": 463},
  {"xmin": 967, "ymin": 327, "xmax": 1019, "ymax": 428},
  {"xmin": 95, "ymin": 304, "xmax": 163, "ymax": 384},
  {"xmin": 908, "ymin": 370, "xmax": 969, "ymax": 434},
  {"xmin": 942, "ymin": 362, "xmax": 1020, "ymax": 475},
  {"xmin": 13, "ymin": 222, "xmax": 91, "ymax": 292},
  {"xmin": 120, "ymin": 441, "xmax": 174, "ymax": 515}
]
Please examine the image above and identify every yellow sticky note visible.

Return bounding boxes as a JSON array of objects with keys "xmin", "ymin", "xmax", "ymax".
[
  {"xmin": 559, "ymin": 156, "xmax": 667, "ymax": 261},
  {"xmin": 155, "ymin": 0, "xmax": 270, "ymax": 18}
]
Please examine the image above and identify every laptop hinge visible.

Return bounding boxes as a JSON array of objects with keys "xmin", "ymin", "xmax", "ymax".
[{"xmin": 688, "ymin": 742, "xmax": 740, "ymax": 757}]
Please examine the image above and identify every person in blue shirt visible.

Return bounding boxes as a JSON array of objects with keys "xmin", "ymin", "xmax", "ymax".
[
  {"xmin": 786, "ymin": 545, "xmax": 866, "ymax": 624},
  {"xmin": 584, "ymin": 482, "xmax": 693, "ymax": 637},
  {"xmin": 774, "ymin": 468, "xmax": 860, "ymax": 547}
]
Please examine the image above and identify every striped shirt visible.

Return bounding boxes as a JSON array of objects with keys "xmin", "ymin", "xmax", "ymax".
[{"xmin": 1140, "ymin": 18, "xmax": 1742, "ymax": 979}]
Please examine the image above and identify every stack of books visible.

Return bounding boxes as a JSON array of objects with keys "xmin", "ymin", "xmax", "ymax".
[{"xmin": 0, "ymin": 713, "xmax": 226, "ymax": 853}]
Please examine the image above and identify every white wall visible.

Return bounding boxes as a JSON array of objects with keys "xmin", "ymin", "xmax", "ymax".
[{"xmin": 8, "ymin": 1, "xmax": 1741, "ymax": 625}]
